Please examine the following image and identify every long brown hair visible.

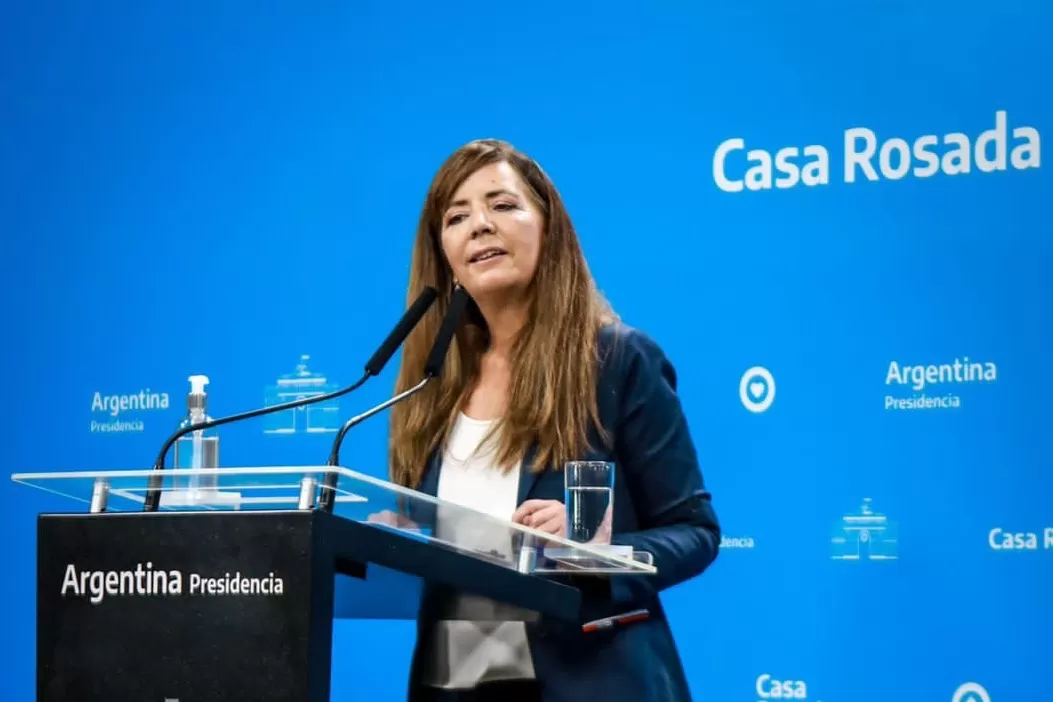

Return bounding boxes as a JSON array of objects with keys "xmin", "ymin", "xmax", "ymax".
[{"xmin": 388, "ymin": 139, "xmax": 617, "ymax": 488}]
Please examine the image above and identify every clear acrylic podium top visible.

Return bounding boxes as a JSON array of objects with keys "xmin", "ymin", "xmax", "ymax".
[{"xmin": 11, "ymin": 465, "xmax": 655, "ymax": 619}]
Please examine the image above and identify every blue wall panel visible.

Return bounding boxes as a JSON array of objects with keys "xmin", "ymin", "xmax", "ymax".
[{"xmin": 1, "ymin": 2, "xmax": 1049, "ymax": 700}]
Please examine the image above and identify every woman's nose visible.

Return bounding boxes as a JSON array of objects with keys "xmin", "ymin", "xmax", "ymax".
[{"xmin": 468, "ymin": 208, "xmax": 495, "ymax": 237}]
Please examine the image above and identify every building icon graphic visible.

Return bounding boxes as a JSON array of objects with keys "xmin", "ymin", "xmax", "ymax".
[
  {"xmin": 831, "ymin": 497, "xmax": 899, "ymax": 560},
  {"xmin": 263, "ymin": 355, "xmax": 342, "ymax": 435}
]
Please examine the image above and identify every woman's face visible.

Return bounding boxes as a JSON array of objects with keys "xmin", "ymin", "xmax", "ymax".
[{"xmin": 439, "ymin": 161, "xmax": 543, "ymax": 304}]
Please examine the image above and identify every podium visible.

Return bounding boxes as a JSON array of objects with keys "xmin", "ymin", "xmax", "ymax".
[{"xmin": 11, "ymin": 465, "xmax": 656, "ymax": 701}]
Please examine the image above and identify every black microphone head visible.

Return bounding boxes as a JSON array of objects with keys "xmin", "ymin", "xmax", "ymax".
[
  {"xmin": 423, "ymin": 286, "xmax": 471, "ymax": 377},
  {"xmin": 364, "ymin": 286, "xmax": 439, "ymax": 376}
]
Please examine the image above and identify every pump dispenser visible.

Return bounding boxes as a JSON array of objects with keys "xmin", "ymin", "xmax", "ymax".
[
  {"xmin": 188, "ymin": 374, "xmax": 209, "ymax": 412},
  {"xmin": 173, "ymin": 374, "xmax": 220, "ymax": 497}
]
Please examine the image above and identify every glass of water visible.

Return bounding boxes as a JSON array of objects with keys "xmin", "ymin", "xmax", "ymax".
[{"xmin": 565, "ymin": 461, "xmax": 614, "ymax": 544}]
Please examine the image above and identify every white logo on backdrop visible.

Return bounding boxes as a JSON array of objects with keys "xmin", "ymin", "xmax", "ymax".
[
  {"xmin": 721, "ymin": 535, "xmax": 756, "ymax": 549},
  {"xmin": 831, "ymin": 498, "xmax": 898, "ymax": 561},
  {"xmin": 988, "ymin": 527, "xmax": 1053, "ymax": 552},
  {"xmin": 90, "ymin": 389, "xmax": 172, "ymax": 434},
  {"xmin": 755, "ymin": 674, "xmax": 814, "ymax": 701},
  {"xmin": 713, "ymin": 110, "xmax": 1040, "ymax": 193},
  {"xmin": 952, "ymin": 682, "xmax": 991, "ymax": 702},
  {"xmin": 740, "ymin": 366, "xmax": 775, "ymax": 413},
  {"xmin": 884, "ymin": 357, "xmax": 996, "ymax": 411},
  {"xmin": 263, "ymin": 355, "xmax": 341, "ymax": 435}
]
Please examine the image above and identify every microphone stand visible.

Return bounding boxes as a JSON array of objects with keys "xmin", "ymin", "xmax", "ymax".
[
  {"xmin": 143, "ymin": 371, "xmax": 373, "ymax": 512},
  {"xmin": 318, "ymin": 375, "xmax": 434, "ymax": 512},
  {"xmin": 141, "ymin": 286, "xmax": 440, "ymax": 513},
  {"xmin": 318, "ymin": 284, "xmax": 470, "ymax": 512}
]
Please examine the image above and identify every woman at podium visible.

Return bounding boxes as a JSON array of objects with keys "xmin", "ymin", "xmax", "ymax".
[{"xmin": 388, "ymin": 139, "xmax": 720, "ymax": 702}]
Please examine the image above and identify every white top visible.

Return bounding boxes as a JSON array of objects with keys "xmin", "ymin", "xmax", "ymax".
[{"xmin": 419, "ymin": 412, "xmax": 536, "ymax": 689}]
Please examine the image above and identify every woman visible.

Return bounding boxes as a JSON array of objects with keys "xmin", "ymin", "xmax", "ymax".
[{"xmin": 388, "ymin": 139, "xmax": 720, "ymax": 702}]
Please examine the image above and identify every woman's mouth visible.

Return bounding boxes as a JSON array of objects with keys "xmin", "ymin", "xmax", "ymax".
[{"xmin": 469, "ymin": 247, "xmax": 507, "ymax": 264}]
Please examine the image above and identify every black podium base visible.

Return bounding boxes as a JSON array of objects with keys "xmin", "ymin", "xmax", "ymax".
[
  {"xmin": 37, "ymin": 510, "xmax": 335, "ymax": 702},
  {"xmin": 36, "ymin": 506, "xmax": 585, "ymax": 701}
]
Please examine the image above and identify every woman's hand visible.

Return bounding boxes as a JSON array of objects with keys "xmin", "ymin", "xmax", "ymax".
[
  {"xmin": 366, "ymin": 510, "xmax": 420, "ymax": 531},
  {"xmin": 513, "ymin": 500, "xmax": 615, "ymax": 545},
  {"xmin": 511, "ymin": 499, "xmax": 566, "ymax": 537}
]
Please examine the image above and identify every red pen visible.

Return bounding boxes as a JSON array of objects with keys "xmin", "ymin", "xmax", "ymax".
[{"xmin": 581, "ymin": 608, "xmax": 650, "ymax": 633}]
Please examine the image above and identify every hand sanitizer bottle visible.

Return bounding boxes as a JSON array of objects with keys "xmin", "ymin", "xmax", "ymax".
[{"xmin": 173, "ymin": 374, "xmax": 219, "ymax": 499}]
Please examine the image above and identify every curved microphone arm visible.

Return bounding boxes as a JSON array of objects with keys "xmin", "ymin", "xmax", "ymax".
[
  {"xmin": 142, "ymin": 370, "xmax": 373, "ymax": 512},
  {"xmin": 139, "ymin": 285, "xmax": 443, "ymax": 514},
  {"xmin": 318, "ymin": 374, "xmax": 434, "ymax": 512},
  {"xmin": 317, "ymin": 285, "xmax": 468, "ymax": 512}
]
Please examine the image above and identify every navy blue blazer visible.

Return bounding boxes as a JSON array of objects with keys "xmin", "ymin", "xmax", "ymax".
[{"xmin": 407, "ymin": 322, "xmax": 720, "ymax": 702}]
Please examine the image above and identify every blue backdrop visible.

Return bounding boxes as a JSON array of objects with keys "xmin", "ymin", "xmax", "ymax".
[{"xmin": 2, "ymin": 2, "xmax": 1050, "ymax": 700}]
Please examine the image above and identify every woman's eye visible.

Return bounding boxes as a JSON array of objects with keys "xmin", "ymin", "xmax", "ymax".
[
  {"xmin": 494, "ymin": 202, "xmax": 516, "ymax": 211},
  {"xmin": 446, "ymin": 213, "xmax": 466, "ymax": 226}
]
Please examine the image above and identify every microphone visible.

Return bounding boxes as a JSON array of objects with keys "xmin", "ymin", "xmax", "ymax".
[
  {"xmin": 364, "ymin": 286, "xmax": 441, "ymax": 377},
  {"xmin": 318, "ymin": 285, "xmax": 470, "ymax": 511},
  {"xmin": 142, "ymin": 286, "xmax": 439, "ymax": 512}
]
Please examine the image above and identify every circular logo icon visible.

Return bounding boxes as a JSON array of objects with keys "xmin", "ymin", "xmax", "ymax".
[
  {"xmin": 952, "ymin": 683, "xmax": 991, "ymax": 702},
  {"xmin": 740, "ymin": 366, "xmax": 775, "ymax": 413}
]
